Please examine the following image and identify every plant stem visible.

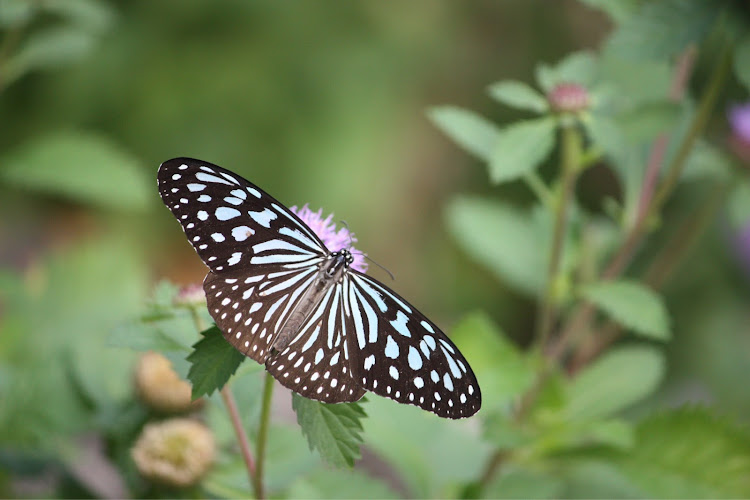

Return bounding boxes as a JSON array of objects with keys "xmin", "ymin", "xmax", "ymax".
[
  {"xmin": 255, "ymin": 372, "xmax": 275, "ymax": 500},
  {"xmin": 188, "ymin": 305, "xmax": 260, "ymax": 498},
  {"xmin": 523, "ymin": 171, "xmax": 553, "ymax": 207},
  {"xmin": 535, "ymin": 123, "xmax": 582, "ymax": 348}
]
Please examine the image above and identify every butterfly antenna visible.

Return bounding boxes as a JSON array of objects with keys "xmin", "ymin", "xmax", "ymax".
[
  {"xmin": 364, "ymin": 255, "xmax": 396, "ymax": 281},
  {"xmin": 340, "ymin": 219, "xmax": 396, "ymax": 281}
]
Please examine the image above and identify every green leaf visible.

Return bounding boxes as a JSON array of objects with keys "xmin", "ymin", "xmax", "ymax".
[
  {"xmin": 187, "ymin": 326, "xmax": 244, "ymax": 398},
  {"xmin": 608, "ymin": 407, "xmax": 750, "ymax": 498},
  {"xmin": 728, "ymin": 179, "xmax": 750, "ymax": 230},
  {"xmin": 580, "ymin": 280, "xmax": 670, "ymax": 340},
  {"xmin": 567, "ymin": 346, "xmax": 665, "ymax": 420},
  {"xmin": 617, "ymin": 101, "xmax": 682, "ymax": 144},
  {"xmin": 485, "ymin": 467, "xmax": 563, "ymax": 499},
  {"xmin": 535, "ymin": 51, "xmax": 597, "ymax": 92},
  {"xmin": 445, "ymin": 197, "xmax": 546, "ymax": 296},
  {"xmin": 292, "ymin": 394, "xmax": 367, "ymax": 468},
  {"xmin": 681, "ymin": 139, "xmax": 731, "ymax": 182},
  {"xmin": 489, "ymin": 117, "xmax": 556, "ymax": 184},
  {"xmin": 450, "ymin": 312, "xmax": 534, "ymax": 412},
  {"xmin": 287, "ymin": 468, "xmax": 399, "ymax": 499},
  {"xmin": 40, "ymin": 0, "xmax": 115, "ymax": 34},
  {"xmin": 560, "ymin": 460, "xmax": 645, "ymax": 498},
  {"xmin": 0, "ymin": 131, "xmax": 151, "ymax": 212},
  {"xmin": 4, "ymin": 27, "xmax": 95, "ymax": 84},
  {"xmin": 735, "ymin": 35, "xmax": 750, "ymax": 93},
  {"xmin": 606, "ymin": 0, "xmax": 719, "ymax": 61},
  {"xmin": 0, "ymin": 0, "xmax": 34, "ymax": 28},
  {"xmin": 576, "ymin": 0, "xmax": 642, "ymax": 23},
  {"xmin": 487, "ymin": 80, "xmax": 548, "ymax": 113},
  {"xmin": 428, "ymin": 106, "xmax": 499, "ymax": 161}
]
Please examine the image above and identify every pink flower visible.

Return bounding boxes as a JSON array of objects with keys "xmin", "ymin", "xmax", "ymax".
[{"xmin": 291, "ymin": 204, "xmax": 368, "ymax": 273}]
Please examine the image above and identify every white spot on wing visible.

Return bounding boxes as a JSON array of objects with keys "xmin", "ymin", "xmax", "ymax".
[
  {"xmin": 196, "ymin": 172, "xmax": 233, "ymax": 185},
  {"xmin": 384, "ymin": 336, "xmax": 399, "ymax": 359},
  {"xmin": 407, "ymin": 346, "xmax": 422, "ymax": 370},
  {"xmin": 211, "ymin": 233, "xmax": 225, "ymax": 242},
  {"xmin": 389, "ymin": 366, "xmax": 399, "ymax": 380},
  {"xmin": 249, "ymin": 208, "xmax": 277, "ymax": 228},
  {"xmin": 228, "ymin": 252, "xmax": 242, "ymax": 266},
  {"xmin": 232, "ymin": 225, "xmax": 254, "ymax": 241},
  {"xmin": 216, "ymin": 207, "xmax": 241, "ymax": 220},
  {"xmin": 187, "ymin": 183, "xmax": 206, "ymax": 192},
  {"xmin": 391, "ymin": 310, "xmax": 411, "ymax": 337},
  {"xmin": 197, "ymin": 210, "xmax": 208, "ymax": 221}
]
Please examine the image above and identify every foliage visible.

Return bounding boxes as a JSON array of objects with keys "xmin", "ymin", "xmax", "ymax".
[{"xmin": 2, "ymin": 0, "xmax": 750, "ymax": 498}]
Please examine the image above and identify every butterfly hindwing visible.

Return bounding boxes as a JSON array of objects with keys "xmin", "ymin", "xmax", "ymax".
[
  {"xmin": 158, "ymin": 158, "xmax": 327, "ymax": 274},
  {"xmin": 345, "ymin": 272, "xmax": 481, "ymax": 419},
  {"xmin": 265, "ymin": 281, "xmax": 366, "ymax": 403}
]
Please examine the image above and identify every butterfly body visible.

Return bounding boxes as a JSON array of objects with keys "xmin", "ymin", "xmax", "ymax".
[{"xmin": 158, "ymin": 158, "xmax": 481, "ymax": 418}]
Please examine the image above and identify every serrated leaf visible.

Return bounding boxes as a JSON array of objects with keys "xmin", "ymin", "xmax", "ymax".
[
  {"xmin": 187, "ymin": 326, "xmax": 244, "ymax": 398},
  {"xmin": 0, "ymin": 131, "xmax": 151, "ymax": 212},
  {"xmin": 5, "ymin": 27, "xmax": 95, "ymax": 84},
  {"xmin": 445, "ymin": 197, "xmax": 546, "ymax": 296},
  {"xmin": 428, "ymin": 106, "xmax": 500, "ymax": 161},
  {"xmin": 606, "ymin": 0, "xmax": 719, "ymax": 61},
  {"xmin": 450, "ymin": 312, "xmax": 534, "ymax": 412},
  {"xmin": 608, "ymin": 407, "xmax": 750, "ymax": 498},
  {"xmin": 735, "ymin": 35, "xmax": 750, "ymax": 93},
  {"xmin": 567, "ymin": 346, "xmax": 664, "ymax": 420},
  {"xmin": 581, "ymin": 280, "xmax": 670, "ymax": 340},
  {"xmin": 292, "ymin": 394, "xmax": 367, "ymax": 468},
  {"xmin": 535, "ymin": 51, "xmax": 598, "ymax": 92},
  {"xmin": 489, "ymin": 117, "xmax": 556, "ymax": 184},
  {"xmin": 487, "ymin": 80, "xmax": 548, "ymax": 113},
  {"xmin": 728, "ymin": 179, "xmax": 750, "ymax": 230}
]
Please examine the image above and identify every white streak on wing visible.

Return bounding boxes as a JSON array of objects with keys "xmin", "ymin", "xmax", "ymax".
[
  {"xmin": 251, "ymin": 253, "xmax": 312, "ymax": 265},
  {"xmin": 423, "ymin": 335, "xmax": 436, "ymax": 350},
  {"xmin": 330, "ymin": 351, "xmax": 341, "ymax": 365},
  {"xmin": 349, "ymin": 284, "xmax": 366, "ymax": 349},
  {"xmin": 253, "ymin": 239, "xmax": 314, "ymax": 256},
  {"xmin": 199, "ymin": 166, "xmax": 215, "ymax": 173},
  {"xmin": 279, "ymin": 227, "xmax": 325, "ymax": 254},
  {"xmin": 364, "ymin": 354, "xmax": 375, "ymax": 370},
  {"xmin": 230, "ymin": 189, "xmax": 247, "ymax": 200},
  {"xmin": 390, "ymin": 310, "xmax": 411, "ymax": 338},
  {"xmin": 219, "ymin": 172, "xmax": 240, "ymax": 184},
  {"xmin": 273, "ymin": 204, "xmax": 322, "ymax": 248},
  {"xmin": 314, "ymin": 348, "xmax": 324, "ymax": 364},
  {"xmin": 441, "ymin": 346, "xmax": 462, "ymax": 378},
  {"xmin": 227, "ymin": 252, "xmax": 242, "ymax": 266},
  {"xmin": 249, "ymin": 208, "xmax": 277, "ymax": 228},
  {"xmin": 264, "ymin": 295, "xmax": 286, "ymax": 323},
  {"xmin": 196, "ymin": 172, "xmax": 233, "ymax": 185},
  {"xmin": 419, "ymin": 339, "xmax": 431, "ymax": 359},
  {"xmin": 439, "ymin": 339, "xmax": 456, "ymax": 354},
  {"xmin": 247, "ymin": 187, "xmax": 261, "ymax": 198},
  {"xmin": 355, "ymin": 274, "xmax": 412, "ymax": 313},
  {"xmin": 223, "ymin": 196, "xmax": 243, "ymax": 206},
  {"xmin": 216, "ymin": 207, "xmax": 241, "ymax": 220},
  {"xmin": 262, "ymin": 269, "xmax": 313, "ymax": 295},
  {"xmin": 279, "ymin": 257, "xmax": 323, "ymax": 269},
  {"xmin": 301, "ymin": 324, "xmax": 320, "ymax": 353},
  {"xmin": 267, "ymin": 269, "xmax": 298, "ymax": 279},
  {"xmin": 326, "ymin": 284, "xmax": 341, "ymax": 349},
  {"xmin": 353, "ymin": 285, "xmax": 378, "ymax": 344},
  {"xmin": 421, "ymin": 320, "xmax": 435, "ymax": 333},
  {"xmin": 356, "ymin": 278, "xmax": 387, "ymax": 312}
]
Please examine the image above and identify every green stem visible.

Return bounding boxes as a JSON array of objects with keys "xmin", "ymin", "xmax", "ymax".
[
  {"xmin": 255, "ymin": 372, "xmax": 275, "ymax": 500},
  {"xmin": 187, "ymin": 305, "xmax": 260, "ymax": 498},
  {"xmin": 535, "ymin": 123, "xmax": 582, "ymax": 349},
  {"xmin": 523, "ymin": 171, "xmax": 553, "ymax": 207}
]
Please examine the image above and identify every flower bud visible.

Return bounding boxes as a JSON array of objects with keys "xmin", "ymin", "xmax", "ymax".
[
  {"xmin": 131, "ymin": 418, "xmax": 215, "ymax": 487},
  {"xmin": 548, "ymin": 82, "xmax": 590, "ymax": 113},
  {"xmin": 135, "ymin": 352, "xmax": 201, "ymax": 413},
  {"xmin": 174, "ymin": 283, "xmax": 206, "ymax": 306}
]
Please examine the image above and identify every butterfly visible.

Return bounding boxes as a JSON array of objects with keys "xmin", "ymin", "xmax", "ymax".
[{"xmin": 157, "ymin": 158, "xmax": 481, "ymax": 418}]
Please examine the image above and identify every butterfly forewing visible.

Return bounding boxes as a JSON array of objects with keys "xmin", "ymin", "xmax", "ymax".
[
  {"xmin": 158, "ymin": 158, "xmax": 327, "ymax": 273},
  {"xmin": 265, "ymin": 281, "xmax": 366, "ymax": 403},
  {"xmin": 346, "ymin": 272, "xmax": 481, "ymax": 418}
]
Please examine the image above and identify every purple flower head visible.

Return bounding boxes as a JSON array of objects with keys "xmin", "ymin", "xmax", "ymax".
[
  {"xmin": 729, "ymin": 102, "xmax": 750, "ymax": 145},
  {"xmin": 291, "ymin": 204, "xmax": 368, "ymax": 273}
]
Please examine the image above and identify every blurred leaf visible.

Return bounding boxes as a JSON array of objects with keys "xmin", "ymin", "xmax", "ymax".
[
  {"xmin": 560, "ymin": 459, "xmax": 645, "ymax": 498},
  {"xmin": 489, "ymin": 117, "xmax": 556, "ymax": 184},
  {"xmin": 598, "ymin": 55, "xmax": 672, "ymax": 108},
  {"xmin": 292, "ymin": 394, "xmax": 367, "ymax": 468},
  {"xmin": 41, "ymin": 0, "xmax": 115, "ymax": 34},
  {"xmin": 108, "ymin": 319, "xmax": 189, "ymax": 353},
  {"xmin": 535, "ymin": 51, "xmax": 598, "ymax": 92},
  {"xmin": 566, "ymin": 346, "xmax": 665, "ymax": 420},
  {"xmin": 607, "ymin": 407, "xmax": 750, "ymax": 498},
  {"xmin": 735, "ymin": 35, "xmax": 750, "ymax": 93},
  {"xmin": 481, "ymin": 411, "xmax": 530, "ymax": 450},
  {"xmin": 585, "ymin": 113, "xmax": 628, "ymax": 166},
  {"xmin": 428, "ymin": 106, "xmax": 499, "ymax": 161},
  {"xmin": 728, "ymin": 179, "xmax": 750, "ymax": 230},
  {"xmin": 445, "ymin": 196, "xmax": 546, "ymax": 296},
  {"xmin": 287, "ymin": 468, "xmax": 399, "ymax": 499},
  {"xmin": 576, "ymin": 0, "xmax": 643, "ymax": 23},
  {"xmin": 363, "ymin": 395, "xmax": 492, "ymax": 498},
  {"xmin": 581, "ymin": 280, "xmax": 670, "ymax": 340},
  {"xmin": 580, "ymin": 418, "xmax": 635, "ymax": 450},
  {"xmin": 0, "ymin": 0, "xmax": 34, "ymax": 27},
  {"xmin": 450, "ymin": 312, "xmax": 534, "ymax": 412},
  {"xmin": 681, "ymin": 140, "xmax": 731, "ymax": 182},
  {"xmin": 485, "ymin": 467, "xmax": 563, "ymax": 499},
  {"xmin": 606, "ymin": 0, "xmax": 719, "ymax": 61},
  {"xmin": 487, "ymin": 80, "xmax": 548, "ymax": 113},
  {"xmin": 0, "ymin": 131, "xmax": 151, "ymax": 212},
  {"xmin": 4, "ymin": 27, "xmax": 95, "ymax": 84},
  {"xmin": 187, "ymin": 326, "xmax": 244, "ymax": 398},
  {"xmin": 617, "ymin": 101, "xmax": 682, "ymax": 144}
]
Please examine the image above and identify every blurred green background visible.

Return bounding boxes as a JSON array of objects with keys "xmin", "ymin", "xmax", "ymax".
[{"xmin": 2, "ymin": 0, "xmax": 749, "ymax": 498}]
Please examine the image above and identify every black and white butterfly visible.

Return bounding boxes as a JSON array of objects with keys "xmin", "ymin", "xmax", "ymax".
[{"xmin": 157, "ymin": 158, "xmax": 481, "ymax": 418}]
